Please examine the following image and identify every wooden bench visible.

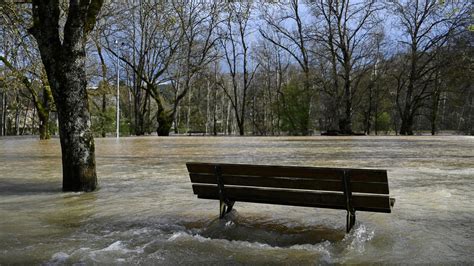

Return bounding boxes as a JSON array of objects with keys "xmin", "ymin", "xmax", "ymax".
[
  {"xmin": 187, "ymin": 130, "xmax": 206, "ymax": 136},
  {"xmin": 186, "ymin": 162, "xmax": 395, "ymax": 233}
]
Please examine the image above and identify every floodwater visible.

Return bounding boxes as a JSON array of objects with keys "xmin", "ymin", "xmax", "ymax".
[{"xmin": 0, "ymin": 136, "xmax": 473, "ymax": 264}]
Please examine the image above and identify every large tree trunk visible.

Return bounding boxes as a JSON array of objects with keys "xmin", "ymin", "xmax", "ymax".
[
  {"xmin": 30, "ymin": 0, "xmax": 102, "ymax": 192},
  {"xmin": 155, "ymin": 84, "xmax": 172, "ymax": 137},
  {"xmin": 156, "ymin": 109, "xmax": 173, "ymax": 136},
  {"xmin": 238, "ymin": 120, "xmax": 244, "ymax": 136},
  {"xmin": 400, "ymin": 112, "xmax": 414, "ymax": 135},
  {"xmin": 55, "ymin": 76, "xmax": 97, "ymax": 191}
]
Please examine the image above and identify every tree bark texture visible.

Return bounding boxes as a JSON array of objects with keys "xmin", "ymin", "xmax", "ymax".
[
  {"xmin": 157, "ymin": 109, "xmax": 173, "ymax": 136},
  {"xmin": 30, "ymin": 0, "xmax": 103, "ymax": 192},
  {"xmin": 0, "ymin": 91, "xmax": 5, "ymax": 136},
  {"xmin": 37, "ymin": 101, "xmax": 50, "ymax": 140},
  {"xmin": 399, "ymin": 111, "xmax": 414, "ymax": 135}
]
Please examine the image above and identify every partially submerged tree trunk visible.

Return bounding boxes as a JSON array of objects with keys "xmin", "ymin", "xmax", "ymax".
[{"xmin": 30, "ymin": 0, "xmax": 103, "ymax": 192}]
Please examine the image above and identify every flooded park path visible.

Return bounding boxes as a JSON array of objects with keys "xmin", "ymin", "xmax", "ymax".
[{"xmin": 0, "ymin": 136, "xmax": 473, "ymax": 264}]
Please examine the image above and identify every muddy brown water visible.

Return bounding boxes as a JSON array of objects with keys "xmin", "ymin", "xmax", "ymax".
[{"xmin": 0, "ymin": 136, "xmax": 473, "ymax": 264}]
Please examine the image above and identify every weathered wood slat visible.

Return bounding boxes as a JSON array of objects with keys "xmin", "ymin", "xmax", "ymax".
[
  {"xmin": 186, "ymin": 162, "xmax": 388, "ymax": 183},
  {"xmin": 189, "ymin": 173, "xmax": 389, "ymax": 194},
  {"xmin": 349, "ymin": 169, "xmax": 388, "ymax": 183},
  {"xmin": 192, "ymin": 184, "xmax": 392, "ymax": 213},
  {"xmin": 351, "ymin": 182, "xmax": 389, "ymax": 194},
  {"xmin": 190, "ymin": 173, "xmax": 343, "ymax": 191},
  {"xmin": 187, "ymin": 163, "xmax": 343, "ymax": 180}
]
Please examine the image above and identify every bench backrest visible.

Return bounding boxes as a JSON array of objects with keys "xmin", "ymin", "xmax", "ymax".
[{"xmin": 187, "ymin": 162, "xmax": 393, "ymax": 213}]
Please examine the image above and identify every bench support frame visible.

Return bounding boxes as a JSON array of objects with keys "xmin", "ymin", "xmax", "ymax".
[
  {"xmin": 343, "ymin": 170, "xmax": 356, "ymax": 232},
  {"xmin": 214, "ymin": 167, "xmax": 357, "ymax": 231},
  {"xmin": 186, "ymin": 163, "xmax": 395, "ymax": 234},
  {"xmin": 215, "ymin": 165, "xmax": 235, "ymax": 218}
]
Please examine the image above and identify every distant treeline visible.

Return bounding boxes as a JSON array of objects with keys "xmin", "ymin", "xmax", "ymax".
[{"xmin": 1, "ymin": 0, "xmax": 472, "ymax": 139}]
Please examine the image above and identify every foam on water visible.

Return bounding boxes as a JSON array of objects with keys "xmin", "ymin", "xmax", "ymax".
[
  {"xmin": 166, "ymin": 229, "xmax": 335, "ymax": 262},
  {"xmin": 344, "ymin": 225, "xmax": 375, "ymax": 253},
  {"xmin": 49, "ymin": 252, "xmax": 69, "ymax": 265},
  {"xmin": 100, "ymin": 241, "xmax": 128, "ymax": 252}
]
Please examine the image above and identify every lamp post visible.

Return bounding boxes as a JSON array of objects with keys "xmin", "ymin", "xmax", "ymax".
[{"xmin": 115, "ymin": 40, "xmax": 120, "ymax": 139}]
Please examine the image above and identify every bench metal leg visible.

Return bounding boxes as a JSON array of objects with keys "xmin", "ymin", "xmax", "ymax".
[
  {"xmin": 346, "ymin": 210, "xmax": 356, "ymax": 233},
  {"xmin": 219, "ymin": 201, "xmax": 226, "ymax": 219},
  {"xmin": 219, "ymin": 200, "xmax": 235, "ymax": 219}
]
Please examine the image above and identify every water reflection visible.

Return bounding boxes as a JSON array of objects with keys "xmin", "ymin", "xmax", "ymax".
[
  {"xmin": 43, "ymin": 193, "xmax": 97, "ymax": 229},
  {"xmin": 0, "ymin": 136, "xmax": 473, "ymax": 264},
  {"xmin": 0, "ymin": 181, "xmax": 60, "ymax": 195},
  {"xmin": 196, "ymin": 211, "xmax": 345, "ymax": 246}
]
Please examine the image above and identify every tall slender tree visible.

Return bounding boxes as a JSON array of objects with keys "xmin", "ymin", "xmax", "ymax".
[
  {"xmin": 219, "ymin": 2, "xmax": 259, "ymax": 136},
  {"xmin": 260, "ymin": 0, "xmax": 312, "ymax": 135}
]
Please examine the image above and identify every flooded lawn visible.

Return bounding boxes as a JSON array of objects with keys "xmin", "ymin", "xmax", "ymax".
[{"xmin": 0, "ymin": 136, "xmax": 473, "ymax": 264}]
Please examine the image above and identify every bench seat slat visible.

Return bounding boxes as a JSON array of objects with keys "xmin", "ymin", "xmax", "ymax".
[
  {"xmin": 351, "ymin": 182, "xmax": 389, "ymax": 194},
  {"xmin": 190, "ymin": 173, "xmax": 389, "ymax": 194},
  {"xmin": 349, "ymin": 169, "xmax": 388, "ymax": 183},
  {"xmin": 192, "ymin": 184, "xmax": 392, "ymax": 213},
  {"xmin": 188, "ymin": 163, "xmax": 343, "ymax": 180},
  {"xmin": 190, "ymin": 173, "xmax": 342, "ymax": 191},
  {"xmin": 186, "ymin": 162, "xmax": 388, "ymax": 183}
]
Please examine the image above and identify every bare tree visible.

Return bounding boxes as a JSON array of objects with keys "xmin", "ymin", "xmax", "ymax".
[
  {"xmin": 106, "ymin": 2, "xmax": 213, "ymax": 136},
  {"xmin": 253, "ymin": 40, "xmax": 291, "ymax": 135},
  {"xmin": 388, "ymin": 0, "xmax": 469, "ymax": 135},
  {"xmin": 0, "ymin": 56, "xmax": 54, "ymax": 139},
  {"xmin": 1, "ymin": 2, "xmax": 54, "ymax": 139},
  {"xmin": 311, "ymin": 0, "xmax": 382, "ymax": 134},
  {"xmin": 260, "ymin": 0, "xmax": 312, "ymax": 135},
  {"xmin": 168, "ymin": 1, "xmax": 221, "ymax": 134},
  {"xmin": 105, "ymin": 1, "xmax": 183, "ymax": 136},
  {"xmin": 219, "ymin": 2, "xmax": 259, "ymax": 136},
  {"xmin": 87, "ymin": 1, "xmax": 116, "ymax": 137}
]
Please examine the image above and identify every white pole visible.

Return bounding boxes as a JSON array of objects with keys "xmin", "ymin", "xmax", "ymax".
[{"xmin": 116, "ymin": 40, "xmax": 120, "ymax": 139}]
